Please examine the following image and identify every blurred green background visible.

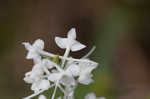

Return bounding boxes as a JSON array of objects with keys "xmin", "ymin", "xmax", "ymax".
[{"xmin": 0, "ymin": 0, "xmax": 150, "ymax": 99}]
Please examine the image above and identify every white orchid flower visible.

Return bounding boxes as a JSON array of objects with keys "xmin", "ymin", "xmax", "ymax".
[
  {"xmin": 39, "ymin": 95, "xmax": 47, "ymax": 99},
  {"xmin": 31, "ymin": 79, "xmax": 50, "ymax": 93},
  {"xmin": 66, "ymin": 64, "xmax": 80, "ymax": 77},
  {"xmin": 24, "ymin": 64, "xmax": 50, "ymax": 94},
  {"xmin": 85, "ymin": 93, "xmax": 106, "ymax": 99},
  {"xmin": 65, "ymin": 59, "xmax": 98, "ymax": 85},
  {"xmin": 48, "ymin": 71, "xmax": 75, "ymax": 86},
  {"xmin": 55, "ymin": 28, "xmax": 86, "ymax": 52},
  {"xmin": 22, "ymin": 28, "xmax": 101, "ymax": 99},
  {"xmin": 23, "ymin": 39, "xmax": 44, "ymax": 63},
  {"xmin": 24, "ymin": 64, "xmax": 44, "ymax": 84},
  {"xmin": 78, "ymin": 59, "xmax": 98, "ymax": 85},
  {"xmin": 55, "ymin": 28, "xmax": 86, "ymax": 67},
  {"xmin": 24, "ymin": 58, "xmax": 56, "ymax": 84},
  {"xmin": 78, "ymin": 73, "xmax": 93, "ymax": 85}
]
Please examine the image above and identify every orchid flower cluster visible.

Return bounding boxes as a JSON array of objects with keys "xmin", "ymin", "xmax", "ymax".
[{"xmin": 23, "ymin": 28, "xmax": 105, "ymax": 99}]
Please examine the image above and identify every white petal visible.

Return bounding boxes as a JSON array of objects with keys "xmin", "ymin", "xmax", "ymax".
[
  {"xmin": 67, "ymin": 28, "xmax": 76, "ymax": 40},
  {"xmin": 55, "ymin": 37, "xmax": 68, "ymax": 49},
  {"xmin": 31, "ymin": 80, "xmax": 50, "ymax": 92},
  {"xmin": 22, "ymin": 42, "xmax": 32, "ymax": 50},
  {"xmin": 48, "ymin": 73, "xmax": 62, "ymax": 82},
  {"xmin": 23, "ymin": 40, "xmax": 43, "ymax": 61},
  {"xmin": 31, "ymin": 82, "xmax": 40, "ymax": 92},
  {"xmin": 66, "ymin": 64, "xmax": 80, "ymax": 76},
  {"xmin": 78, "ymin": 74, "xmax": 93, "ymax": 85},
  {"xmin": 42, "ymin": 59, "xmax": 54, "ymax": 69},
  {"xmin": 82, "ymin": 65, "xmax": 96, "ymax": 74},
  {"xmin": 26, "ymin": 50, "xmax": 36, "ymax": 59},
  {"xmin": 71, "ymin": 40, "xmax": 86, "ymax": 52},
  {"xmin": 32, "ymin": 64, "xmax": 44, "ymax": 76},
  {"xmin": 24, "ymin": 65, "xmax": 44, "ymax": 84},
  {"xmin": 85, "ymin": 93, "xmax": 96, "ymax": 99},
  {"xmin": 33, "ymin": 57, "xmax": 42, "ymax": 64},
  {"xmin": 60, "ymin": 73, "xmax": 75, "ymax": 85},
  {"xmin": 33, "ymin": 39, "xmax": 44, "ymax": 50},
  {"xmin": 39, "ymin": 95, "xmax": 47, "ymax": 99},
  {"xmin": 24, "ymin": 72, "xmax": 34, "ymax": 84},
  {"xmin": 79, "ymin": 60, "xmax": 98, "ymax": 74},
  {"xmin": 39, "ymin": 80, "xmax": 50, "ymax": 90},
  {"xmin": 24, "ymin": 77, "xmax": 34, "ymax": 84}
]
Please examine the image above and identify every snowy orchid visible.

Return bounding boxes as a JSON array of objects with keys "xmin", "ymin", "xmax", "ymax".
[{"xmin": 22, "ymin": 28, "xmax": 105, "ymax": 99}]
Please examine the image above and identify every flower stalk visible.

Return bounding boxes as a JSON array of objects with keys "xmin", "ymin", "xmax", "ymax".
[{"xmin": 61, "ymin": 47, "xmax": 70, "ymax": 68}]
